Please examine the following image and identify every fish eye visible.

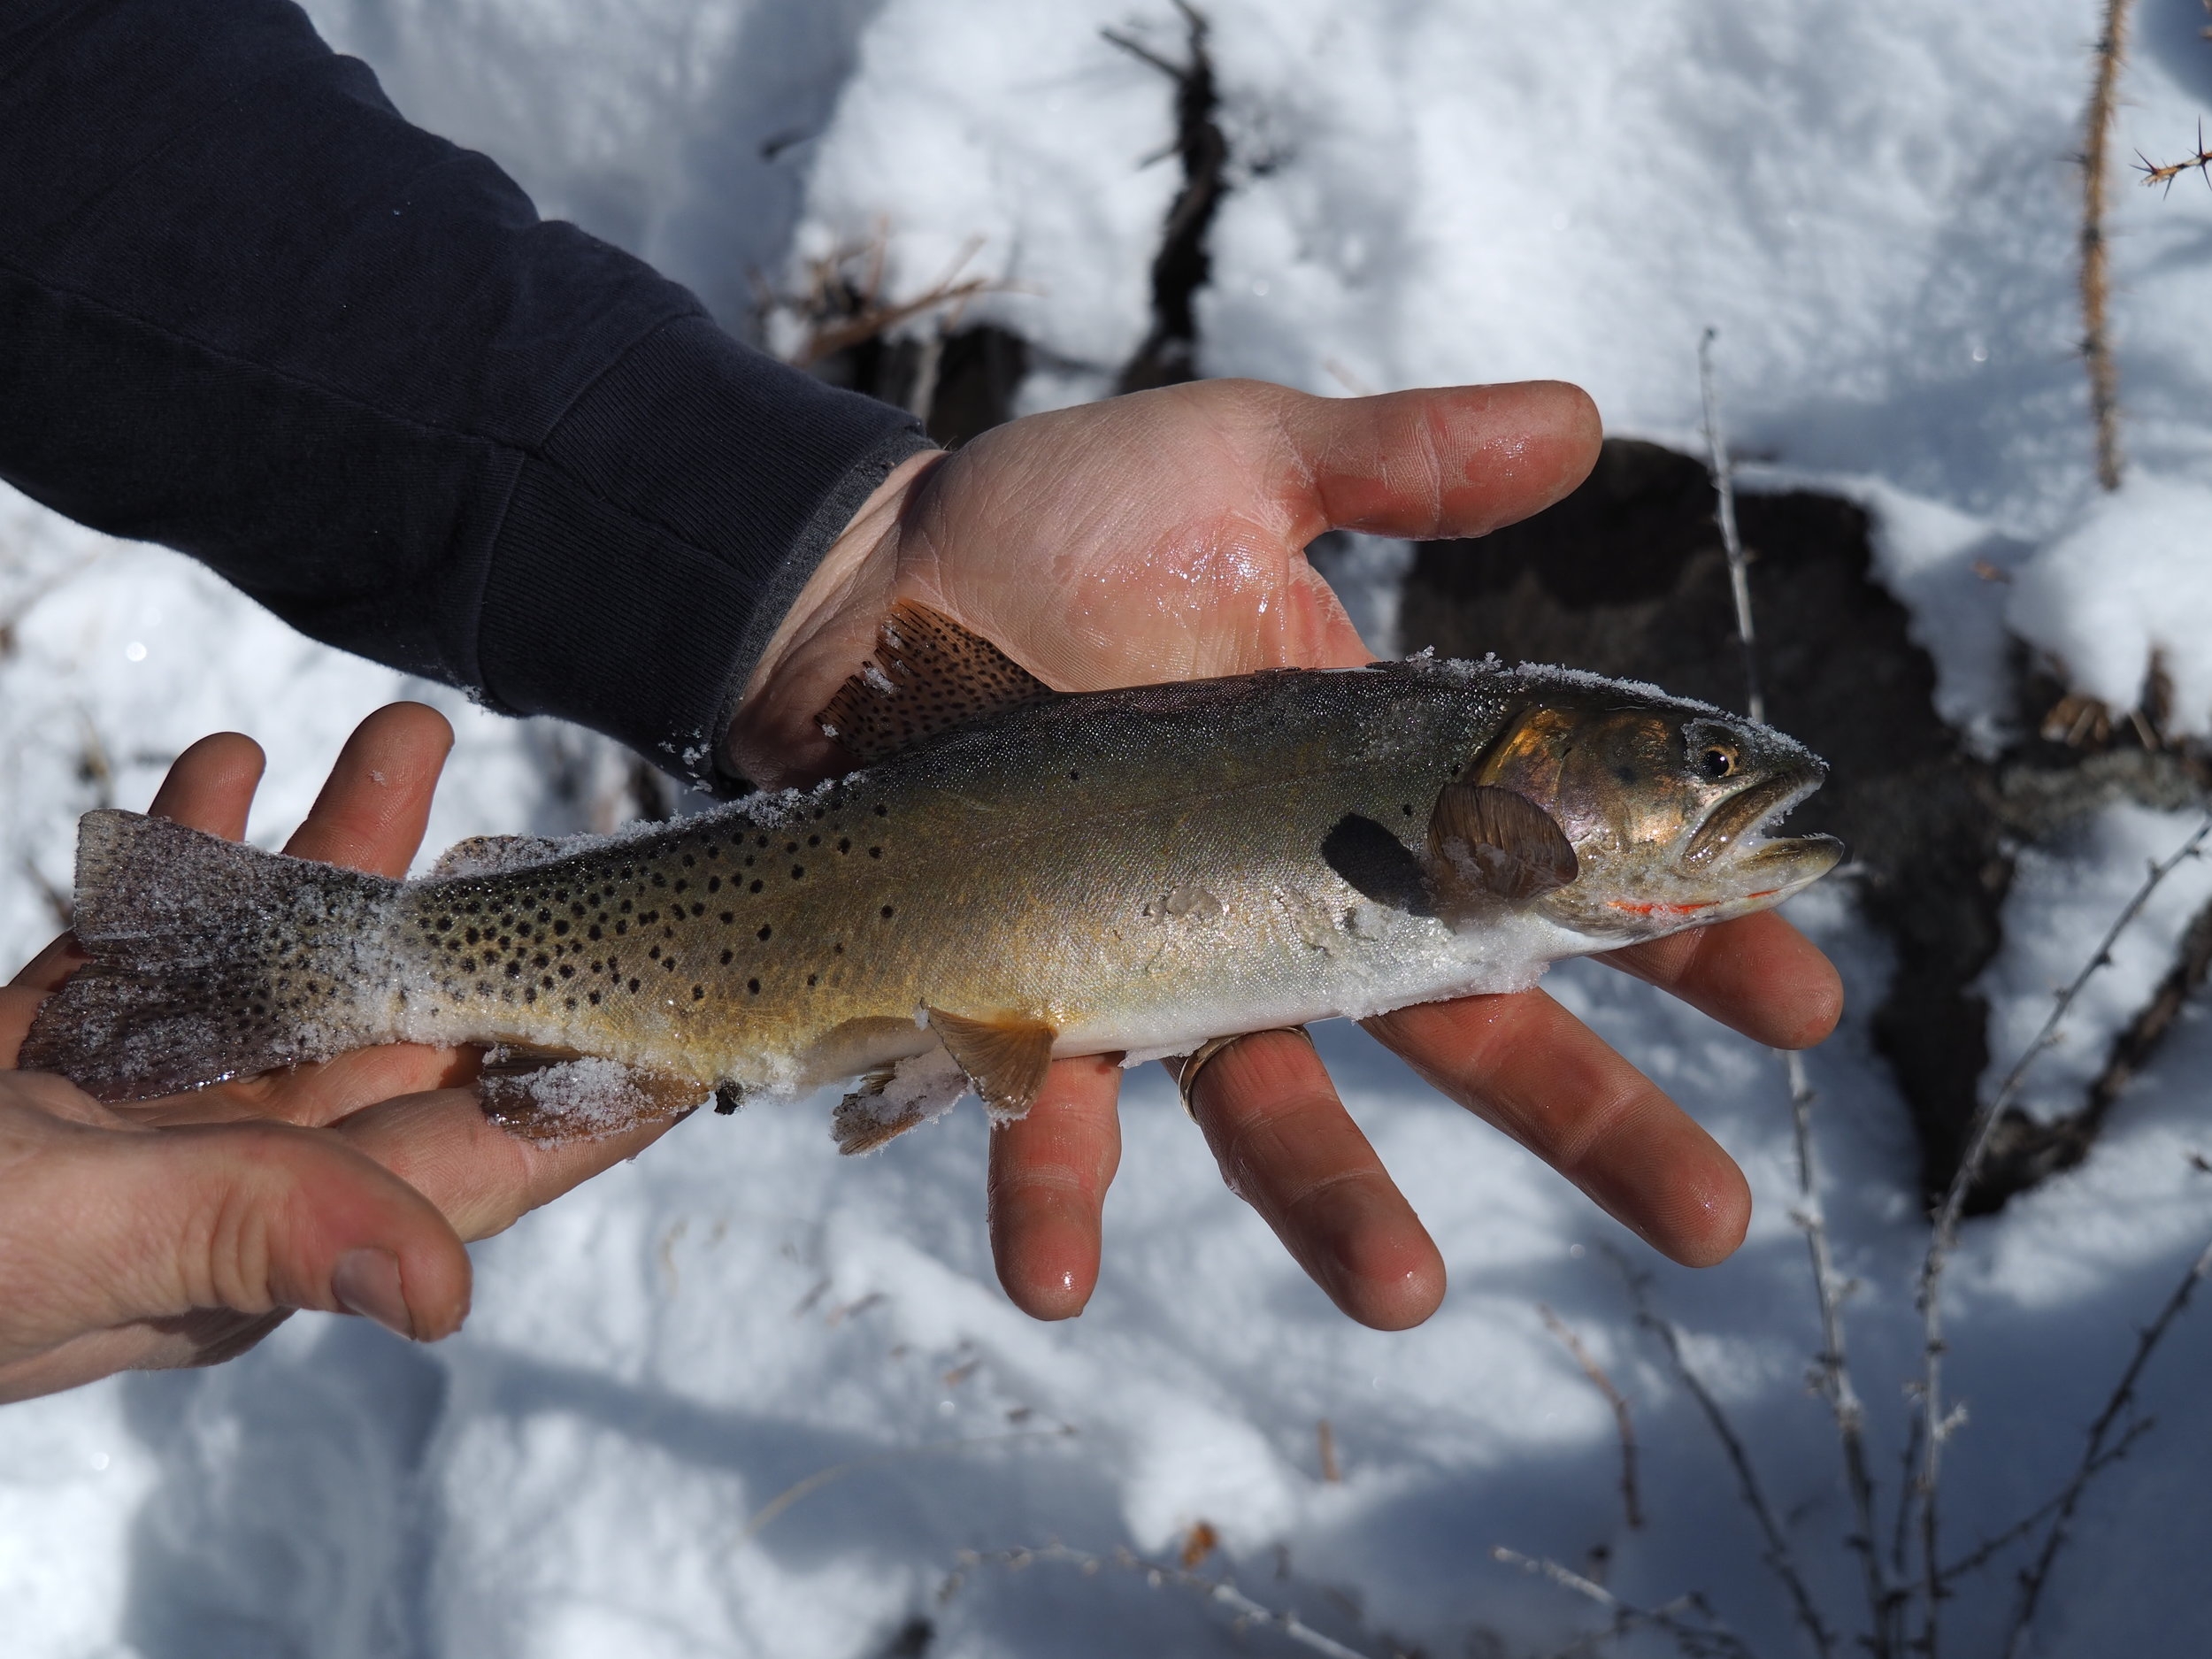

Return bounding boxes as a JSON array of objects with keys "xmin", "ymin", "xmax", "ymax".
[{"xmin": 1697, "ymin": 743, "xmax": 1738, "ymax": 782}]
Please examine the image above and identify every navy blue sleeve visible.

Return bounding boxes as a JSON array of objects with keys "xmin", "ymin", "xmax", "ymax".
[{"xmin": 0, "ymin": 0, "xmax": 928, "ymax": 787}]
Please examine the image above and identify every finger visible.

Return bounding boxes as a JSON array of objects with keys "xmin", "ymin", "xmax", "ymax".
[
  {"xmin": 1363, "ymin": 991, "xmax": 1750, "ymax": 1267},
  {"xmin": 987, "ymin": 1054, "xmax": 1123, "ymax": 1320},
  {"xmin": 332, "ymin": 1088, "xmax": 677, "ymax": 1243},
  {"xmin": 283, "ymin": 702, "xmax": 454, "ymax": 876},
  {"xmin": 1, "ymin": 1118, "xmax": 471, "ymax": 1364},
  {"xmin": 1186, "ymin": 1030, "xmax": 1445, "ymax": 1330},
  {"xmin": 147, "ymin": 730, "xmax": 267, "ymax": 839},
  {"xmin": 1274, "ymin": 379, "xmax": 1602, "ymax": 542},
  {"xmin": 1601, "ymin": 911, "xmax": 1843, "ymax": 1050}
]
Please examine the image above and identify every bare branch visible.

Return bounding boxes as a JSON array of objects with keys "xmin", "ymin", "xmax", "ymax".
[
  {"xmin": 2134, "ymin": 119, "xmax": 2212, "ymax": 195},
  {"xmin": 1608, "ymin": 1248, "xmax": 1835, "ymax": 1658},
  {"xmin": 1937, "ymin": 1418, "xmax": 2153, "ymax": 1586},
  {"xmin": 1916, "ymin": 807, "xmax": 2212, "ymax": 1655},
  {"xmin": 2002, "ymin": 1235, "xmax": 2212, "ymax": 1655},
  {"xmin": 1784, "ymin": 1051, "xmax": 1899, "ymax": 1655},
  {"xmin": 2080, "ymin": 0, "xmax": 2134, "ymax": 492},
  {"xmin": 1539, "ymin": 1304, "xmax": 1645, "ymax": 1531},
  {"xmin": 950, "ymin": 1540, "xmax": 1376, "ymax": 1659},
  {"xmin": 1492, "ymin": 1547, "xmax": 1758, "ymax": 1659},
  {"xmin": 1698, "ymin": 328, "xmax": 1763, "ymax": 726}
]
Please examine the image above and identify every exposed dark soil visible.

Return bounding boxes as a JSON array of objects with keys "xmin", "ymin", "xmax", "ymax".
[{"xmin": 1399, "ymin": 440, "xmax": 2208, "ymax": 1210}]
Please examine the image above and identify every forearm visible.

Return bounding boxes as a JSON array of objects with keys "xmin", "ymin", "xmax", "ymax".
[{"xmin": 0, "ymin": 0, "xmax": 926, "ymax": 787}]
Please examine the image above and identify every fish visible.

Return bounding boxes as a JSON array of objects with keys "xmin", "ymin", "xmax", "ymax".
[{"xmin": 20, "ymin": 603, "xmax": 1842, "ymax": 1151}]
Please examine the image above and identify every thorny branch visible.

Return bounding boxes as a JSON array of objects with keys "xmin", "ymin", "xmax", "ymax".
[
  {"xmin": 2079, "ymin": 0, "xmax": 2134, "ymax": 492},
  {"xmin": 2135, "ymin": 119, "xmax": 2212, "ymax": 195},
  {"xmin": 2001, "ymin": 1234, "xmax": 2212, "ymax": 1656},
  {"xmin": 944, "ymin": 1541, "xmax": 1376, "ymax": 1659},
  {"xmin": 1491, "ymin": 1548, "xmax": 1756, "ymax": 1659},
  {"xmin": 1609, "ymin": 1248, "xmax": 1836, "ymax": 1659},
  {"xmin": 1915, "ymin": 808, "xmax": 2212, "ymax": 1656}
]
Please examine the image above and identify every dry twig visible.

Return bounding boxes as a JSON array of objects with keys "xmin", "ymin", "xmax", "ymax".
[
  {"xmin": 1538, "ymin": 1304, "xmax": 1644, "ymax": 1530},
  {"xmin": 2001, "ymin": 1235, "xmax": 2212, "ymax": 1655},
  {"xmin": 1609, "ymin": 1248, "xmax": 1835, "ymax": 1657},
  {"xmin": 1914, "ymin": 808, "xmax": 2212, "ymax": 1655},
  {"xmin": 1492, "ymin": 1548, "xmax": 1755, "ymax": 1659},
  {"xmin": 945, "ymin": 1540, "xmax": 1375, "ymax": 1659},
  {"xmin": 2079, "ymin": 0, "xmax": 2134, "ymax": 492},
  {"xmin": 1704, "ymin": 331, "xmax": 1889, "ymax": 1654},
  {"xmin": 2135, "ymin": 120, "xmax": 2212, "ymax": 194}
]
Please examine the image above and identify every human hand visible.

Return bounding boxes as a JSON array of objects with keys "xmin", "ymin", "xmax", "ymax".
[
  {"xmin": 0, "ymin": 704, "xmax": 674, "ymax": 1402},
  {"xmin": 729, "ymin": 378, "xmax": 1843, "ymax": 1329}
]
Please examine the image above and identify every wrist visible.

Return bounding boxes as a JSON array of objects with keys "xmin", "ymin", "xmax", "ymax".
[{"xmin": 721, "ymin": 448, "xmax": 945, "ymax": 787}]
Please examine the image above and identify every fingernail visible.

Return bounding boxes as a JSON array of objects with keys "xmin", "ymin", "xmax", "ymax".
[{"xmin": 332, "ymin": 1248, "xmax": 417, "ymax": 1340}]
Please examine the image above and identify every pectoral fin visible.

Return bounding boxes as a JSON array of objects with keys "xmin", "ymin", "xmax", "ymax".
[
  {"xmin": 818, "ymin": 601, "xmax": 1056, "ymax": 762},
  {"xmin": 926, "ymin": 1007, "xmax": 1057, "ymax": 1121},
  {"xmin": 479, "ymin": 1048, "xmax": 707, "ymax": 1141},
  {"xmin": 1424, "ymin": 781, "xmax": 1578, "ymax": 910}
]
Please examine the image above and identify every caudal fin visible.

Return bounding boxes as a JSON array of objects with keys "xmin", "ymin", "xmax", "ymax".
[{"xmin": 19, "ymin": 811, "xmax": 397, "ymax": 1102}]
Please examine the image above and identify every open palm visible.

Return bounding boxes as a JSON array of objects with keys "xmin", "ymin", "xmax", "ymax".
[{"xmin": 730, "ymin": 377, "xmax": 1842, "ymax": 1328}]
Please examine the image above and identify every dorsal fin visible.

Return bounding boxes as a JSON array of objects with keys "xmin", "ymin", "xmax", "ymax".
[
  {"xmin": 1423, "ymin": 781, "xmax": 1578, "ymax": 912},
  {"xmin": 432, "ymin": 833, "xmax": 565, "ymax": 879},
  {"xmin": 817, "ymin": 601, "xmax": 1055, "ymax": 763}
]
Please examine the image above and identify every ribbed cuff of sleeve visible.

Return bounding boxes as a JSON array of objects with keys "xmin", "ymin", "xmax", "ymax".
[{"xmin": 474, "ymin": 315, "xmax": 931, "ymax": 790}]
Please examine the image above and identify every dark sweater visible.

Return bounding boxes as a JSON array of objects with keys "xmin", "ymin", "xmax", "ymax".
[{"xmin": 0, "ymin": 0, "xmax": 929, "ymax": 787}]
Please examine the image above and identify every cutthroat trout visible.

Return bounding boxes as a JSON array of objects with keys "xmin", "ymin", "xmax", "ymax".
[{"xmin": 23, "ymin": 605, "xmax": 1841, "ymax": 1149}]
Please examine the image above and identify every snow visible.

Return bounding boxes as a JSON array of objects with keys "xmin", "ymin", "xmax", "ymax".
[{"xmin": 8, "ymin": 1, "xmax": 2212, "ymax": 1655}]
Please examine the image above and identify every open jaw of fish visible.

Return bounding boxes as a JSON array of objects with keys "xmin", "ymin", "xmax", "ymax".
[{"xmin": 20, "ymin": 605, "xmax": 1840, "ymax": 1154}]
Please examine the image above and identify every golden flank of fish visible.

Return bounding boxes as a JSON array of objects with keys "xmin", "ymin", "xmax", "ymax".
[{"xmin": 23, "ymin": 605, "xmax": 1842, "ymax": 1152}]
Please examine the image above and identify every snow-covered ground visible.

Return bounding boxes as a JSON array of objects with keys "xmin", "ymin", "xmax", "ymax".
[{"xmin": 9, "ymin": 2, "xmax": 2212, "ymax": 1654}]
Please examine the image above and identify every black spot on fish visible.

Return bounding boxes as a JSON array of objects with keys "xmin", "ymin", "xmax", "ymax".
[
  {"xmin": 693, "ymin": 985, "xmax": 705, "ymax": 1000},
  {"xmin": 588, "ymin": 991, "xmax": 602, "ymax": 1005},
  {"xmin": 881, "ymin": 905, "xmax": 895, "ymax": 919},
  {"xmin": 807, "ymin": 834, "xmax": 819, "ymax": 847},
  {"xmin": 874, "ymin": 803, "xmax": 887, "ymax": 817},
  {"xmin": 719, "ymin": 910, "xmax": 733, "ymax": 925},
  {"xmin": 682, "ymin": 854, "xmax": 695, "ymax": 867},
  {"xmin": 748, "ymin": 979, "xmax": 761, "ymax": 995},
  {"xmin": 708, "ymin": 876, "xmax": 721, "ymax": 892},
  {"xmin": 806, "ymin": 973, "xmax": 818, "ymax": 987},
  {"xmin": 869, "ymin": 847, "xmax": 882, "ymax": 859},
  {"xmin": 720, "ymin": 949, "xmax": 733, "ymax": 965},
  {"xmin": 757, "ymin": 925, "xmax": 772, "ymax": 941},
  {"xmin": 749, "ymin": 879, "xmax": 764, "ymax": 893},
  {"xmin": 791, "ymin": 866, "xmax": 805, "ymax": 879},
  {"xmin": 628, "ymin": 978, "xmax": 641, "ymax": 993},
  {"xmin": 588, "ymin": 925, "xmax": 602, "ymax": 941}
]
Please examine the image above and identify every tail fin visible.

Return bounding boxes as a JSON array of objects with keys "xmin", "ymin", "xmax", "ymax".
[{"xmin": 19, "ymin": 810, "xmax": 398, "ymax": 1102}]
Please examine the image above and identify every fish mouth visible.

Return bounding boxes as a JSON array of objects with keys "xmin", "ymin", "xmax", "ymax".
[{"xmin": 1683, "ymin": 770, "xmax": 1842, "ymax": 890}]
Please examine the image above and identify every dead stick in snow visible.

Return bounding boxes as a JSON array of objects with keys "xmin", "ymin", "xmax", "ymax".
[
  {"xmin": 1937, "ymin": 1418, "xmax": 2153, "ymax": 1586},
  {"xmin": 1784, "ymin": 1052, "xmax": 1898, "ymax": 1655},
  {"xmin": 948, "ymin": 1541, "xmax": 1375, "ymax": 1659},
  {"xmin": 2080, "ymin": 0, "xmax": 2133, "ymax": 492},
  {"xmin": 1703, "ymin": 331, "xmax": 1887, "ymax": 1655},
  {"xmin": 1539, "ymin": 1303, "xmax": 1644, "ymax": 1530},
  {"xmin": 1914, "ymin": 809, "xmax": 2212, "ymax": 1657},
  {"xmin": 1609, "ymin": 1248, "xmax": 1836, "ymax": 1658},
  {"xmin": 2001, "ymin": 1234, "xmax": 2212, "ymax": 1655},
  {"xmin": 1492, "ymin": 1547, "xmax": 1756, "ymax": 1659}
]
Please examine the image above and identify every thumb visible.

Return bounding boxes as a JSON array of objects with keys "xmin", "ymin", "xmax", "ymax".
[
  {"xmin": 1272, "ymin": 379, "xmax": 1601, "ymax": 542},
  {"xmin": 13, "ymin": 1118, "xmax": 472, "ymax": 1352}
]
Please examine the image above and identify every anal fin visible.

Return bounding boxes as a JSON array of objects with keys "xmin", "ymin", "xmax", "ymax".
[
  {"xmin": 1424, "ymin": 781, "xmax": 1578, "ymax": 913},
  {"xmin": 926, "ymin": 1007, "xmax": 1056, "ymax": 1122},
  {"xmin": 479, "ymin": 1048, "xmax": 707, "ymax": 1142},
  {"xmin": 818, "ymin": 601, "xmax": 1056, "ymax": 763}
]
